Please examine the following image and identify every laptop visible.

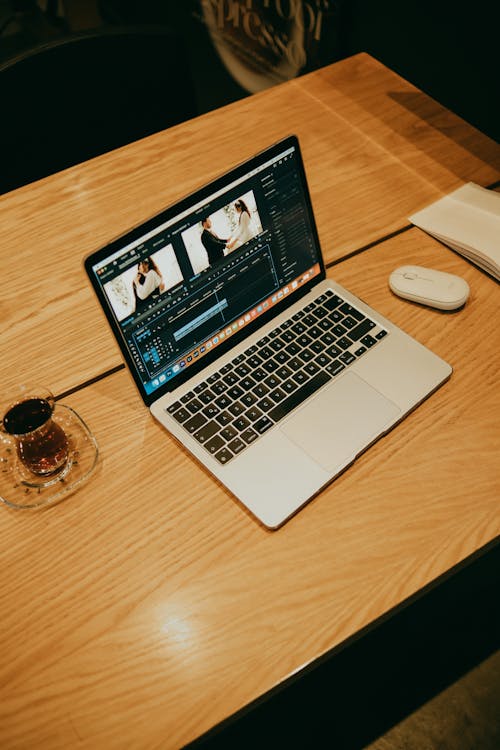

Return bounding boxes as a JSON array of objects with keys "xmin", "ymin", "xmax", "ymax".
[{"xmin": 85, "ymin": 135, "xmax": 452, "ymax": 528}]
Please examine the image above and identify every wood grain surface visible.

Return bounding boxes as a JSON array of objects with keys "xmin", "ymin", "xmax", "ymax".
[
  {"xmin": 2, "ymin": 54, "xmax": 499, "ymax": 396},
  {"xmin": 297, "ymin": 53, "xmax": 500, "ymax": 198},
  {"xmin": 1, "ymin": 230, "xmax": 498, "ymax": 749}
]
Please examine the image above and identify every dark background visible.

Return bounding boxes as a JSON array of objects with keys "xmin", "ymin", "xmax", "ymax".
[{"xmin": 0, "ymin": 0, "xmax": 498, "ymax": 191}]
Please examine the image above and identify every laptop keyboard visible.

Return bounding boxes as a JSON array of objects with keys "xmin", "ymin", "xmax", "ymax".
[{"xmin": 166, "ymin": 290, "xmax": 388, "ymax": 464}]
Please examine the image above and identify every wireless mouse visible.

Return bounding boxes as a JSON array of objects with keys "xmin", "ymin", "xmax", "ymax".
[{"xmin": 389, "ymin": 265, "xmax": 470, "ymax": 310}]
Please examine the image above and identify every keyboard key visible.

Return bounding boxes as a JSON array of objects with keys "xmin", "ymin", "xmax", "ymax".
[
  {"xmin": 228, "ymin": 385, "xmax": 244, "ymax": 400},
  {"xmin": 262, "ymin": 359, "xmax": 279, "ymax": 373},
  {"xmin": 308, "ymin": 325, "xmax": 323, "ymax": 340},
  {"xmin": 324, "ymin": 295, "xmax": 343, "ymax": 310},
  {"xmin": 337, "ymin": 337, "xmax": 352, "ymax": 350},
  {"xmin": 297, "ymin": 334, "xmax": 312, "ymax": 347},
  {"xmin": 269, "ymin": 387, "xmax": 286, "ymax": 403},
  {"xmin": 211, "ymin": 381, "xmax": 227, "ymax": 395},
  {"xmin": 215, "ymin": 394, "xmax": 231, "ymax": 409},
  {"xmin": 215, "ymin": 411, "xmax": 232, "ymax": 426},
  {"xmin": 247, "ymin": 354, "xmax": 262, "ymax": 368},
  {"xmin": 314, "ymin": 353, "xmax": 331, "ymax": 368},
  {"xmin": 252, "ymin": 367, "xmax": 267, "ymax": 382},
  {"xmin": 214, "ymin": 447, "xmax": 233, "ymax": 464},
  {"xmin": 221, "ymin": 425, "xmax": 238, "ymax": 441},
  {"xmin": 275, "ymin": 350, "xmax": 290, "ymax": 364},
  {"xmin": 361, "ymin": 334, "xmax": 377, "ymax": 348},
  {"xmin": 260, "ymin": 345, "xmax": 274, "ymax": 359},
  {"xmin": 282, "ymin": 378, "xmax": 298, "ymax": 394},
  {"xmin": 329, "ymin": 310, "xmax": 344, "ymax": 323},
  {"xmin": 310, "ymin": 340, "xmax": 325, "ymax": 354},
  {"xmin": 245, "ymin": 405, "xmax": 263, "ymax": 422},
  {"xmin": 254, "ymin": 416, "xmax": 274, "ymax": 434},
  {"xmin": 241, "ymin": 427, "xmax": 258, "ymax": 444},
  {"xmin": 228, "ymin": 402, "xmax": 245, "ymax": 416},
  {"xmin": 253, "ymin": 382, "xmax": 269, "ymax": 397},
  {"xmin": 205, "ymin": 435, "xmax": 226, "ymax": 454},
  {"xmin": 342, "ymin": 316, "xmax": 357, "ymax": 330},
  {"xmin": 233, "ymin": 415, "xmax": 250, "ymax": 432},
  {"xmin": 186, "ymin": 398, "xmax": 203, "ymax": 413},
  {"xmin": 314, "ymin": 306, "xmax": 328, "ymax": 318},
  {"xmin": 270, "ymin": 339, "xmax": 285, "ymax": 351},
  {"xmin": 326, "ymin": 344, "xmax": 342, "ymax": 358},
  {"xmin": 304, "ymin": 362, "xmax": 320, "ymax": 376},
  {"xmin": 171, "ymin": 406, "xmax": 191, "ymax": 423},
  {"xmin": 198, "ymin": 390, "xmax": 215, "ymax": 404},
  {"xmin": 347, "ymin": 318, "xmax": 376, "ymax": 342},
  {"xmin": 320, "ymin": 331, "xmax": 335, "ymax": 345},
  {"xmin": 339, "ymin": 351, "xmax": 356, "ymax": 365},
  {"xmin": 285, "ymin": 341, "xmax": 301, "ymax": 356},
  {"xmin": 184, "ymin": 413, "xmax": 207, "ymax": 433},
  {"xmin": 167, "ymin": 400, "xmax": 182, "ymax": 413},
  {"xmin": 241, "ymin": 392, "xmax": 258, "ymax": 407},
  {"xmin": 202, "ymin": 403, "xmax": 220, "ymax": 419},
  {"xmin": 268, "ymin": 370, "xmax": 331, "ymax": 422},
  {"xmin": 193, "ymin": 420, "xmax": 220, "ymax": 444},
  {"xmin": 235, "ymin": 363, "xmax": 251, "ymax": 377},
  {"xmin": 293, "ymin": 370, "xmax": 309, "ymax": 385},
  {"xmin": 264, "ymin": 373, "xmax": 280, "ymax": 389},
  {"xmin": 276, "ymin": 365, "xmax": 293, "ymax": 380},
  {"xmin": 228, "ymin": 437, "xmax": 246, "ymax": 455},
  {"xmin": 318, "ymin": 319, "xmax": 332, "ymax": 331},
  {"xmin": 332, "ymin": 324, "xmax": 347, "ymax": 337},
  {"xmin": 257, "ymin": 396, "xmax": 274, "ymax": 411},
  {"xmin": 326, "ymin": 360, "xmax": 345, "ymax": 376},
  {"xmin": 240, "ymin": 376, "xmax": 256, "ymax": 390},
  {"xmin": 340, "ymin": 303, "xmax": 364, "ymax": 320},
  {"xmin": 376, "ymin": 329, "xmax": 388, "ymax": 340}
]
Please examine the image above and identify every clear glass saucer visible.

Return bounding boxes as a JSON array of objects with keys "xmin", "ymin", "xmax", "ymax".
[{"xmin": 0, "ymin": 404, "xmax": 98, "ymax": 509}]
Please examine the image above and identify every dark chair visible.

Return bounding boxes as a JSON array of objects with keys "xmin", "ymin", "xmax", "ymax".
[{"xmin": 0, "ymin": 26, "xmax": 198, "ymax": 193}]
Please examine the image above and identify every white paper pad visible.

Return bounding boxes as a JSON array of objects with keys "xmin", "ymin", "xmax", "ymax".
[{"xmin": 409, "ymin": 183, "xmax": 500, "ymax": 281}]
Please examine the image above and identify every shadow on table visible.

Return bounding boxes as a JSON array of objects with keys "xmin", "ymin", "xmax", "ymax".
[{"xmin": 388, "ymin": 90, "xmax": 500, "ymax": 177}]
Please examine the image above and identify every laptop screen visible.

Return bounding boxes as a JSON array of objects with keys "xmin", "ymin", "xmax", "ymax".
[{"xmin": 86, "ymin": 136, "xmax": 325, "ymax": 404}]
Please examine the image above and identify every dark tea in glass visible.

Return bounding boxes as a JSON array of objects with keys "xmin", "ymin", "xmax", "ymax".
[{"xmin": 2, "ymin": 390, "xmax": 69, "ymax": 476}]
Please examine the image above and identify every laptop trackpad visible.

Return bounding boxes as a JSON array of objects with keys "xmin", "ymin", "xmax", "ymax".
[{"xmin": 280, "ymin": 372, "xmax": 401, "ymax": 473}]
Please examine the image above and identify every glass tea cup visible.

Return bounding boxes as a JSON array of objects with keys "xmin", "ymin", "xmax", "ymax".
[{"xmin": 1, "ymin": 385, "xmax": 69, "ymax": 478}]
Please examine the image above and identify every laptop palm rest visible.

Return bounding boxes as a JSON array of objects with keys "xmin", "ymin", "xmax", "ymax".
[{"xmin": 280, "ymin": 372, "xmax": 401, "ymax": 473}]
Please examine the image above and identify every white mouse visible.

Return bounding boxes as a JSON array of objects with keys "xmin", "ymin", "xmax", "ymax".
[{"xmin": 389, "ymin": 265, "xmax": 470, "ymax": 310}]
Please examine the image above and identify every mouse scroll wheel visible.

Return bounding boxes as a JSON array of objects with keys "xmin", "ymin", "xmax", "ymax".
[{"xmin": 403, "ymin": 272, "xmax": 418, "ymax": 280}]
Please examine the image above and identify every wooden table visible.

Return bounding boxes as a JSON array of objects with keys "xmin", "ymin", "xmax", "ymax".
[{"xmin": 0, "ymin": 54, "xmax": 499, "ymax": 749}]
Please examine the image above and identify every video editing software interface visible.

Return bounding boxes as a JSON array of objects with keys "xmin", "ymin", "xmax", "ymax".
[{"xmin": 92, "ymin": 144, "xmax": 322, "ymax": 396}]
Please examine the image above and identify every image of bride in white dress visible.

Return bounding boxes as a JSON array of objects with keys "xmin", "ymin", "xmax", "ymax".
[{"xmin": 227, "ymin": 199, "xmax": 255, "ymax": 250}]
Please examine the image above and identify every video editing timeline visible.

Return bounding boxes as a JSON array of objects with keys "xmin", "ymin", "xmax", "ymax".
[{"xmin": 135, "ymin": 239, "xmax": 279, "ymax": 385}]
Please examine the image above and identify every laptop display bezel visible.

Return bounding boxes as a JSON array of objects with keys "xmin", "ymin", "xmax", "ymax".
[{"xmin": 84, "ymin": 134, "xmax": 327, "ymax": 406}]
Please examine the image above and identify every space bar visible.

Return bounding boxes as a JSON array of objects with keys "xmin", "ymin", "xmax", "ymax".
[{"xmin": 269, "ymin": 371, "xmax": 331, "ymax": 423}]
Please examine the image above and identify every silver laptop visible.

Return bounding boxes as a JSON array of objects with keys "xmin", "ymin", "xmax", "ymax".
[{"xmin": 85, "ymin": 135, "xmax": 452, "ymax": 528}]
